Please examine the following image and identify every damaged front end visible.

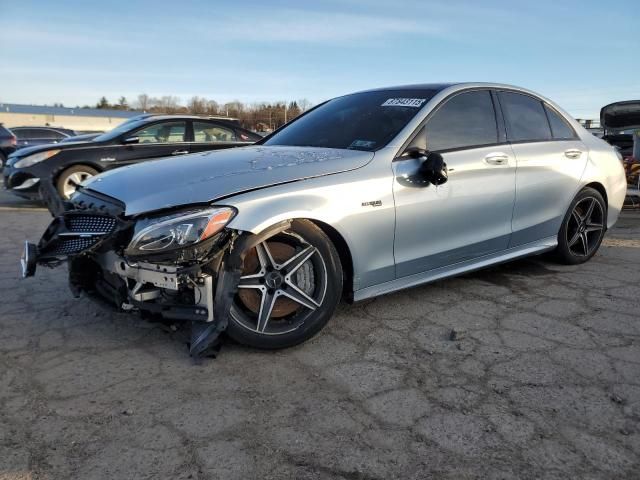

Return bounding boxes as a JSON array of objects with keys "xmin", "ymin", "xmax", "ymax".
[{"xmin": 22, "ymin": 185, "xmax": 289, "ymax": 357}]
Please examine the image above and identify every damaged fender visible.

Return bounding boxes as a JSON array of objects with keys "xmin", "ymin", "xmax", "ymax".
[{"xmin": 189, "ymin": 219, "xmax": 292, "ymax": 357}]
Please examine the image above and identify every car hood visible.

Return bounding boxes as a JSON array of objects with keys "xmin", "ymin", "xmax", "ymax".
[
  {"xmin": 601, "ymin": 100, "xmax": 640, "ymax": 131},
  {"xmin": 83, "ymin": 146, "xmax": 375, "ymax": 216},
  {"xmin": 11, "ymin": 141, "xmax": 100, "ymax": 158}
]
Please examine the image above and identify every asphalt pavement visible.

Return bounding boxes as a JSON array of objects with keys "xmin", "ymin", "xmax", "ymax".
[{"xmin": 0, "ymin": 194, "xmax": 639, "ymax": 479}]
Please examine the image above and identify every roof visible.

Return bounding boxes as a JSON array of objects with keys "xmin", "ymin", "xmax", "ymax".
[{"xmin": 0, "ymin": 103, "xmax": 144, "ymax": 119}]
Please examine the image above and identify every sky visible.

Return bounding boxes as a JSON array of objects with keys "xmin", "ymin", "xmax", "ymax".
[{"xmin": 0, "ymin": 0, "xmax": 638, "ymax": 119}]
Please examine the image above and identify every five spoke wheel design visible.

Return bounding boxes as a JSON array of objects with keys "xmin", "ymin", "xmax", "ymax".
[
  {"xmin": 235, "ymin": 236, "xmax": 327, "ymax": 335},
  {"xmin": 566, "ymin": 196, "xmax": 604, "ymax": 257}
]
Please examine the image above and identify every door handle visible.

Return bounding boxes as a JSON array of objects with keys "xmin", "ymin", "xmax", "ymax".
[
  {"xmin": 564, "ymin": 149, "xmax": 583, "ymax": 159},
  {"xmin": 484, "ymin": 153, "xmax": 509, "ymax": 166},
  {"xmin": 171, "ymin": 149, "xmax": 189, "ymax": 155}
]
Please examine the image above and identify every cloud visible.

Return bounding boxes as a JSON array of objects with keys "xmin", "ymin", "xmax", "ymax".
[
  {"xmin": 0, "ymin": 25, "xmax": 132, "ymax": 50},
  {"xmin": 197, "ymin": 9, "xmax": 446, "ymax": 44}
]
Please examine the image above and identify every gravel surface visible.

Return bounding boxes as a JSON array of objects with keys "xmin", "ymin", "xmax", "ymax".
[{"xmin": 1, "ymin": 209, "xmax": 639, "ymax": 479}]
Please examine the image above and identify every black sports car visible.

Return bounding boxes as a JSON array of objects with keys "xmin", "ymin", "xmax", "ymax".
[{"xmin": 3, "ymin": 115, "xmax": 261, "ymax": 200}]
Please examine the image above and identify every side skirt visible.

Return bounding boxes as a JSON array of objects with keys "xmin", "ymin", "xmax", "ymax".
[{"xmin": 353, "ymin": 236, "xmax": 557, "ymax": 302}]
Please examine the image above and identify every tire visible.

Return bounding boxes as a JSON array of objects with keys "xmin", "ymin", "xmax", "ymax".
[
  {"xmin": 0, "ymin": 151, "xmax": 6, "ymax": 170},
  {"xmin": 56, "ymin": 165, "xmax": 98, "ymax": 199},
  {"xmin": 226, "ymin": 219, "xmax": 343, "ymax": 349},
  {"xmin": 555, "ymin": 187, "xmax": 607, "ymax": 265}
]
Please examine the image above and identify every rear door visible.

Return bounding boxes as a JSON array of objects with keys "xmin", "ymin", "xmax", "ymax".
[
  {"xmin": 109, "ymin": 120, "xmax": 189, "ymax": 167},
  {"xmin": 393, "ymin": 89, "xmax": 517, "ymax": 277},
  {"xmin": 498, "ymin": 91, "xmax": 587, "ymax": 246},
  {"xmin": 188, "ymin": 120, "xmax": 253, "ymax": 154}
]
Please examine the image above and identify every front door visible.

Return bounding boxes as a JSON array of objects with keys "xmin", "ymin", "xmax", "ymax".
[
  {"xmin": 393, "ymin": 89, "xmax": 516, "ymax": 278},
  {"xmin": 107, "ymin": 120, "xmax": 189, "ymax": 169}
]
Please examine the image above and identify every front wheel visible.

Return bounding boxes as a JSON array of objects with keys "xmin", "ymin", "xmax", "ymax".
[
  {"xmin": 555, "ymin": 187, "xmax": 607, "ymax": 265},
  {"xmin": 226, "ymin": 220, "xmax": 343, "ymax": 349},
  {"xmin": 56, "ymin": 165, "xmax": 98, "ymax": 199}
]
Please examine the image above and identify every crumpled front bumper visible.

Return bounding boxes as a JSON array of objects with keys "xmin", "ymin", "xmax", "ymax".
[{"xmin": 21, "ymin": 191, "xmax": 293, "ymax": 357}]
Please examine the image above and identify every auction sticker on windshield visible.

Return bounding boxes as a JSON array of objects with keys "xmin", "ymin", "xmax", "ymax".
[{"xmin": 381, "ymin": 98, "xmax": 427, "ymax": 108}]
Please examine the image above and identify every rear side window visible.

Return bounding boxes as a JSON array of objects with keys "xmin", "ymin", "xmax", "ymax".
[
  {"xmin": 36, "ymin": 129, "xmax": 66, "ymax": 140},
  {"xmin": 500, "ymin": 92, "xmax": 552, "ymax": 142},
  {"xmin": 134, "ymin": 121, "xmax": 186, "ymax": 143},
  {"xmin": 193, "ymin": 122, "xmax": 236, "ymax": 142},
  {"xmin": 425, "ymin": 90, "xmax": 498, "ymax": 151},
  {"xmin": 12, "ymin": 129, "xmax": 33, "ymax": 139},
  {"xmin": 544, "ymin": 105, "xmax": 576, "ymax": 140}
]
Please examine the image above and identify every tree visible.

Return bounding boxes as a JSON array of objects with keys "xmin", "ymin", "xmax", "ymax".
[
  {"xmin": 96, "ymin": 96, "xmax": 110, "ymax": 109},
  {"xmin": 117, "ymin": 96, "xmax": 129, "ymax": 110},
  {"xmin": 298, "ymin": 98, "xmax": 312, "ymax": 112},
  {"xmin": 206, "ymin": 100, "xmax": 219, "ymax": 115},
  {"xmin": 187, "ymin": 96, "xmax": 207, "ymax": 115},
  {"xmin": 137, "ymin": 93, "xmax": 150, "ymax": 111}
]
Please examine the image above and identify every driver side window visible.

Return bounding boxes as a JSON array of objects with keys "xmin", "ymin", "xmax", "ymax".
[
  {"xmin": 426, "ymin": 91, "xmax": 498, "ymax": 152},
  {"xmin": 133, "ymin": 121, "xmax": 186, "ymax": 143}
]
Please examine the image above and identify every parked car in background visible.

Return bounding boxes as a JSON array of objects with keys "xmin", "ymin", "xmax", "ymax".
[
  {"xmin": 21, "ymin": 83, "xmax": 627, "ymax": 357},
  {"xmin": 0, "ymin": 124, "xmax": 17, "ymax": 169},
  {"xmin": 4, "ymin": 115, "xmax": 262, "ymax": 200},
  {"xmin": 11, "ymin": 126, "xmax": 76, "ymax": 149},
  {"xmin": 600, "ymin": 100, "xmax": 640, "ymax": 206}
]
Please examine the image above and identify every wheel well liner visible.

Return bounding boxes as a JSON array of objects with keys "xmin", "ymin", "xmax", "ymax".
[{"xmin": 583, "ymin": 181, "xmax": 608, "ymax": 207}]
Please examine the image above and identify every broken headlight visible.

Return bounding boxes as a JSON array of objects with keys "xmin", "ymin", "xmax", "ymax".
[{"xmin": 126, "ymin": 207, "xmax": 235, "ymax": 256}]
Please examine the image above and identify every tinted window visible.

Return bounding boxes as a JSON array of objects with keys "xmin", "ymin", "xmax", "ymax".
[
  {"xmin": 193, "ymin": 122, "xmax": 236, "ymax": 142},
  {"xmin": 0, "ymin": 125, "xmax": 12, "ymax": 138},
  {"xmin": 500, "ymin": 92, "xmax": 552, "ymax": 142},
  {"xmin": 133, "ymin": 121, "xmax": 186, "ymax": 143},
  {"xmin": 264, "ymin": 89, "xmax": 438, "ymax": 151},
  {"xmin": 37, "ymin": 129, "xmax": 66, "ymax": 140},
  {"xmin": 544, "ymin": 105, "xmax": 576, "ymax": 140},
  {"xmin": 236, "ymin": 129, "xmax": 261, "ymax": 142},
  {"xmin": 425, "ymin": 91, "xmax": 498, "ymax": 151},
  {"xmin": 12, "ymin": 129, "xmax": 28, "ymax": 139},
  {"xmin": 93, "ymin": 119, "xmax": 150, "ymax": 142}
]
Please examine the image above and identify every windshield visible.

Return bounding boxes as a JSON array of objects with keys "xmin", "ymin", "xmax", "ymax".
[
  {"xmin": 264, "ymin": 89, "xmax": 438, "ymax": 151},
  {"xmin": 93, "ymin": 119, "xmax": 149, "ymax": 142}
]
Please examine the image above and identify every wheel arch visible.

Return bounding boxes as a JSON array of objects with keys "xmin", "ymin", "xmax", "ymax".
[
  {"xmin": 307, "ymin": 219, "xmax": 355, "ymax": 302},
  {"xmin": 53, "ymin": 161, "xmax": 103, "ymax": 184},
  {"xmin": 582, "ymin": 181, "xmax": 608, "ymax": 208},
  {"xmin": 229, "ymin": 211, "xmax": 356, "ymax": 302}
]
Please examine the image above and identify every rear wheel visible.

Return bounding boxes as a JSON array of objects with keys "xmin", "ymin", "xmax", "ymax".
[
  {"xmin": 56, "ymin": 165, "xmax": 98, "ymax": 199},
  {"xmin": 555, "ymin": 187, "xmax": 606, "ymax": 264},
  {"xmin": 226, "ymin": 220, "xmax": 343, "ymax": 349}
]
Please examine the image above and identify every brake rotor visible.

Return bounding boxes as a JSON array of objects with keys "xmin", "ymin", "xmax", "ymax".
[{"xmin": 238, "ymin": 241, "xmax": 306, "ymax": 318}]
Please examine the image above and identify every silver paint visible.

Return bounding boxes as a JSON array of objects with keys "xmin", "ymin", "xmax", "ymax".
[{"xmin": 83, "ymin": 83, "xmax": 628, "ymax": 299}]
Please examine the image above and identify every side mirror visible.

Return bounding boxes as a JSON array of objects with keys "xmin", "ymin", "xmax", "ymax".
[
  {"xmin": 122, "ymin": 136, "xmax": 140, "ymax": 145},
  {"xmin": 419, "ymin": 152, "xmax": 448, "ymax": 186}
]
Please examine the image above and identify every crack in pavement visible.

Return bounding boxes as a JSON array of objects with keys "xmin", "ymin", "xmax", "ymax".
[{"xmin": 1, "ymin": 210, "xmax": 639, "ymax": 479}]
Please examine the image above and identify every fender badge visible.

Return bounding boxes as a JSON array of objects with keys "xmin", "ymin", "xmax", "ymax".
[
  {"xmin": 361, "ymin": 200, "xmax": 382, "ymax": 207},
  {"xmin": 100, "ymin": 157, "xmax": 116, "ymax": 162}
]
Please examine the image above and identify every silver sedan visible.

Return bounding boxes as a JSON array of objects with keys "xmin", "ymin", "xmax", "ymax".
[{"xmin": 23, "ymin": 83, "xmax": 627, "ymax": 356}]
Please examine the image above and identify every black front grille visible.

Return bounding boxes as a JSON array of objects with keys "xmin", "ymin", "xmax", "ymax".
[
  {"xmin": 39, "ymin": 213, "xmax": 120, "ymax": 258},
  {"xmin": 49, "ymin": 237, "xmax": 99, "ymax": 256},
  {"xmin": 66, "ymin": 214, "xmax": 117, "ymax": 234}
]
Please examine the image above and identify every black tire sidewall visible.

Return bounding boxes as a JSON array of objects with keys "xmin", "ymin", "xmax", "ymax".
[
  {"xmin": 556, "ymin": 187, "xmax": 606, "ymax": 265},
  {"xmin": 56, "ymin": 165, "xmax": 98, "ymax": 199},
  {"xmin": 226, "ymin": 219, "xmax": 343, "ymax": 349}
]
